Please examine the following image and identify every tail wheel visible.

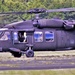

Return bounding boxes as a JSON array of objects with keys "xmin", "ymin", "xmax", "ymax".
[
  {"xmin": 11, "ymin": 52, "xmax": 22, "ymax": 58},
  {"xmin": 26, "ymin": 50, "xmax": 34, "ymax": 57}
]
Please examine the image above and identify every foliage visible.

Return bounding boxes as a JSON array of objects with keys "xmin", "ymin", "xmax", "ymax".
[{"xmin": 0, "ymin": 0, "xmax": 75, "ymax": 26}]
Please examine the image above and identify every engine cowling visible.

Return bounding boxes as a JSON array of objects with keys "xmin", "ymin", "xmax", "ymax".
[
  {"xmin": 64, "ymin": 21, "xmax": 74, "ymax": 30},
  {"xmin": 33, "ymin": 18, "xmax": 75, "ymax": 30},
  {"xmin": 38, "ymin": 19, "xmax": 64, "ymax": 28}
]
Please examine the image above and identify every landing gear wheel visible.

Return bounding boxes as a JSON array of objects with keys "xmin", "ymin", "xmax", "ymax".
[
  {"xmin": 26, "ymin": 50, "xmax": 34, "ymax": 57},
  {"xmin": 11, "ymin": 52, "xmax": 22, "ymax": 58}
]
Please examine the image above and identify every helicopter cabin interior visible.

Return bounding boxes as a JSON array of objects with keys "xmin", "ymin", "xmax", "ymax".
[{"xmin": 13, "ymin": 31, "xmax": 27, "ymax": 43}]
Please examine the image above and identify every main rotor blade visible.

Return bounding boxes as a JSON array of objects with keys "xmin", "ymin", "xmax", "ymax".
[
  {"xmin": 46, "ymin": 8, "xmax": 75, "ymax": 13},
  {"xmin": 0, "ymin": 11, "xmax": 27, "ymax": 14},
  {"xmin": 0, "ymin": 8, "xmax": 75, "ymax": 15},
  {"xmin": 0, "ymin": 14, "xmax": 10, "ymax": 16},
  {"xmin": 0, "ymin": 8, "xmax": 46, "ymax": 14}
]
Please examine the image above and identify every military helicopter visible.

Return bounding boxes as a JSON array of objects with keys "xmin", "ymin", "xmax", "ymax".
[{"xmin": 0, "ymin": 8, "xmax": 75, "ymax": 57}]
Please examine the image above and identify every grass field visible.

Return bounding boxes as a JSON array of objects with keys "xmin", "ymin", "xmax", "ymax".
[
  {"xmin": 0, "ymin": 69, "xmax": 75, "ymax": 75},
  {"xmin": 0, "ymin": 50, "xmax": 75, "ymax": 75},
  {"xmin": 0, "ymin": 50, "xmax": 75, "ymax": 60},
  {"xmin": 1, "ymin": 50, "xmax": 75, "ymax": 58}
]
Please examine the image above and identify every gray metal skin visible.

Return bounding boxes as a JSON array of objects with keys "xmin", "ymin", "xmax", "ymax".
[{"xmin": 0, "ymin": 18, "xmax": 75, "ymax": 57}]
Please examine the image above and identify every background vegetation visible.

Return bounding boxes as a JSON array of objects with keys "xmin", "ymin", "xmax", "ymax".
[{"xmin": 0, "ymin": 0, "xmax": 75, "ymax": 27}]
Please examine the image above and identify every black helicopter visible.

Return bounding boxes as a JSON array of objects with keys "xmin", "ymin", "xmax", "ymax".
[{"xmin": 0, "ymin": 8, "xmax": 75, "ymax": 57}]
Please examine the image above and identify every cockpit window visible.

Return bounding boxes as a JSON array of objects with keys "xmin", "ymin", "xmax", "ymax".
[
  {"xmin": 34, "ymin": 32, "xmax": 43, "ymax": 42},
  {"xmin": 0, "ymin": 32, "xmax": 3, "ymax": 35},
  {"xmin": 0, "ymin": 31, "xmax": 10, "ymax": 40},
  {"xmin": 45, "ymin": 31, "xmax": 54, "ymax": 42},
  {"xmin": 0, "ymin": 32, "xmax": 4, "ymax": 38}
]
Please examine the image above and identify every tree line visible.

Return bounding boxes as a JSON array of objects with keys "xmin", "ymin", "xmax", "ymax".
[{"xmin": 0, "ymin": 0, "xmax": 75, "ymax": 27}]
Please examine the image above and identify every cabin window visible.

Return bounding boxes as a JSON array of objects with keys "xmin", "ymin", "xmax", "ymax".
[
  {"xmin": 34, "ymin": 32, "xmax": 43, "ymax": 42},
  {"xmin": 0, "ymin": 31, "xmax": 10, "ymax": 40},
  {"xmin": 13, "ymin": 31, "xmax": 27, "ymax": 43},
  {"xmin": 45, "ymin": 31, "xmax": 54, "ymax": 42},
  {"xmin": 18, "ymin": 31, "xmax": 27, "ymax": 43}
]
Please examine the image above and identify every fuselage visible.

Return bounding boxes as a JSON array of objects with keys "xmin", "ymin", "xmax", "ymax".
[{"xmin": 0, "ymin": 19, "xmax": 75, "ymax": 52}]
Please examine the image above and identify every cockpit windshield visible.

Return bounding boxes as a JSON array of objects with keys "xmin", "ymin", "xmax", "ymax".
[{"xmin": 0, "ymin": 31, "xmax": 10, "ymax": 41}]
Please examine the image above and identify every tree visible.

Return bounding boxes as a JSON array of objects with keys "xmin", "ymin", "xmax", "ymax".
[{"xmin": 0, "ymin": 0, "xmax": 75, "ymax": 27}]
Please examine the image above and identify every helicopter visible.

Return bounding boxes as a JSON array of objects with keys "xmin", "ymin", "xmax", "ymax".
[{"xmin": 0, "ymin": 8, "xmax": 75, "ymax": 57}]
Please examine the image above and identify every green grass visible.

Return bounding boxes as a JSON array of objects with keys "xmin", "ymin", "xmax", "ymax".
[{"xmin": 0, "ymin": 69, "xmax": 75, "ymax": 75}]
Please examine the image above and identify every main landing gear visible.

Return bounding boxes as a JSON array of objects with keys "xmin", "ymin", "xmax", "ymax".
[
  {"xmin": 26, "ymin": 47, "xmax": 34, "ymax": 57},
  {"xmin": 9, "ymin": 44, "xmax": 34, "ymax": 58},
  {"xmin": 26, "ymin": 44, "xmax": 34, "ymax": 57}
]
